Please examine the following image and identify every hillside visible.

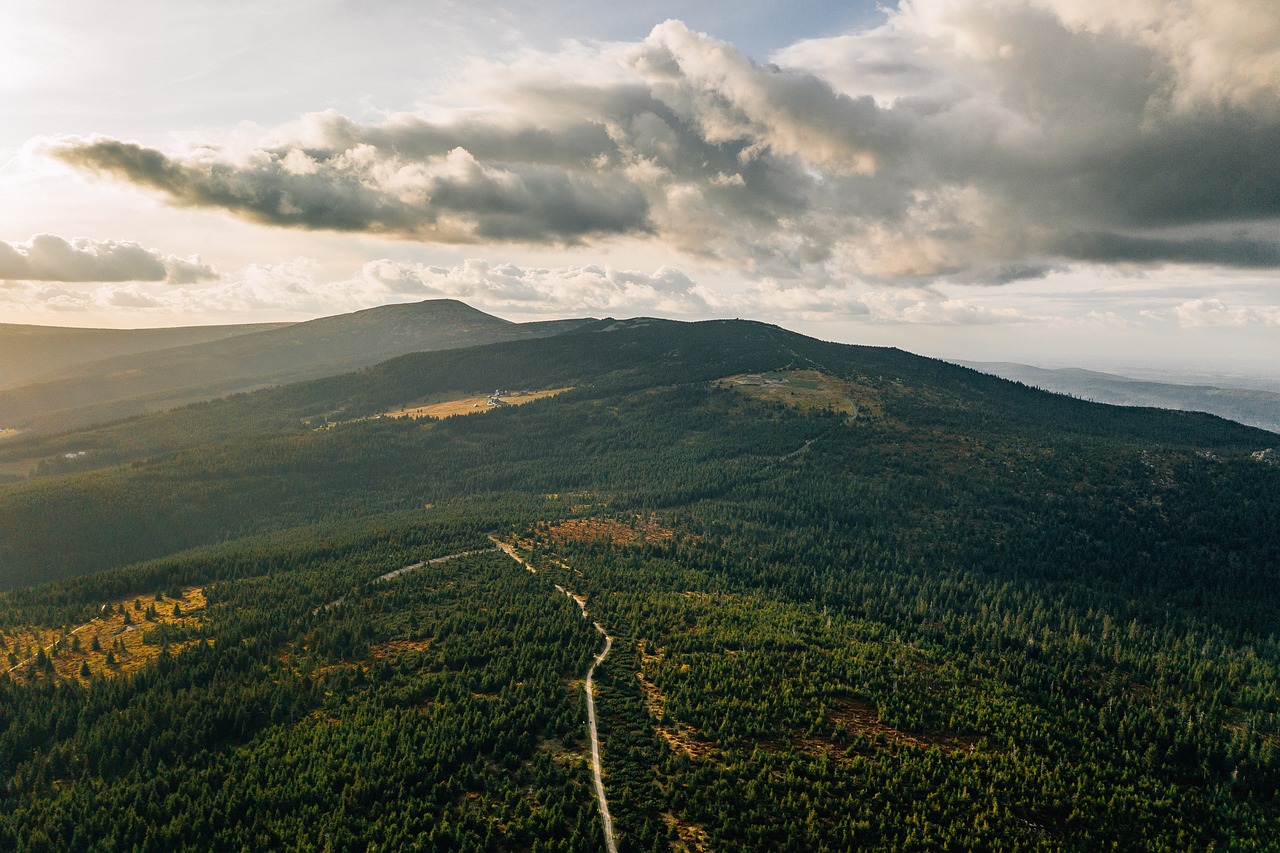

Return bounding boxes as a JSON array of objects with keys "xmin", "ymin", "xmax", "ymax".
[
  {"xmin": 963, "ymin": 360, "xmax": 1280, "ymax": 433},
  {"xmin": 0, "ymin": 317, "xmax": 1277, "ymax": 850},
  {"xmin": 0, "ymin": 299, "xmax": 591, "ymax": 437},
  {"xmin": 0, "ymin": 321, "xmax": 288, "ymax": 390}
]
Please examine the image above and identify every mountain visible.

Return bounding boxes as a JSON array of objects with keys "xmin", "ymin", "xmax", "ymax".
[
  {"xmin": 0, "ymin": 316, "xmax": 1276, "ymax": 849},
  {"xmin": 961, "ymin": 360, "xmax": 1280, "ymax": 433},
  {"xmin": 0, "ymin": 320, "xmax": 288, "ymax": 390},
  {"xmin": 0, "ymin": 300, "xmax": 592, "ymax": 436}
]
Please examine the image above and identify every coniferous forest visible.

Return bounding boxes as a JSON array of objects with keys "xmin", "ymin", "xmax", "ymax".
[{"xmin": 0, "ymin": 317, "xmax": 1277, "ymax": 850}]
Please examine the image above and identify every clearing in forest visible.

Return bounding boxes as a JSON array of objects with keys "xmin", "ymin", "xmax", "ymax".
[
  {"xmin": 3, "ymin": 587, "xmax": 206, "ymax": 684},
  {"xmin": 383, "ymin": 387, "xmax": 572, "ymax": 420},
  {"xmin": 532, "ymin": 515, "xmax": 678, "ymax": 547},
  {"xmin": 801, "ymin": 697, "xmax": 985, "ymax": 756},
  {"xmin": 716, "ymin": 369, "xmax": 882, "ymax": 419}
]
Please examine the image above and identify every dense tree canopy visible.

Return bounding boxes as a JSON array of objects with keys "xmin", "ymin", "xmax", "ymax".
[{"xmin": 0, "ymin": 319, "xmax": 1276, "ymax": 849}]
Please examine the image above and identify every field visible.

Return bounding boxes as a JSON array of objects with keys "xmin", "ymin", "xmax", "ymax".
[
  {"xmin": 532, "ymin": 516, "xmax": 679, "ymax": 546},
  {"xmin": 383, "ymin": 387, "xmax": 572, "ymax": 419},
  {"xmin": 715, "ymin": 369, "xmax": 883, "ymax": 418}
]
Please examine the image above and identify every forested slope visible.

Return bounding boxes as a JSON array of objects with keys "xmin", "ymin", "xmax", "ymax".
[
  {"xmin": 0, "ymin": 321, "xmax": 287, "ymax": 390},
  {"xmin": 0, "ymin": 299, "xmax": 590, "ymax": 437},
  {"xmin": 0, "ymin": 317, "xmax": 1276, "ymax": 850}
]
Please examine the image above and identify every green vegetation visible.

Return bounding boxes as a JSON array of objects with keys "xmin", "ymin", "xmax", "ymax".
[
  {"xmin": 0, "ymin": 299, "xmax": 589, "ymax": 440},
  {"xmin": 0, "ymin": 316, "xmax": 1276, "ymax": 849}
]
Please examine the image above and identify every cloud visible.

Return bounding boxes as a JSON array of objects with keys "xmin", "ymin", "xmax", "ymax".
[
  {"xmin": 1051, "ymin": 231, "xmax": 1280, "ymax": 268},
  {"xmin": 52, "ymin": 135, "xmax": 649, "ymax": 245},
  {"xmin": 350, "ymin": 258, "xmax": 705, "ymax": 315},
  {"xmin": 0, "ymin": 234, "xmax": 216, "ymax": 283},
  {"xmin": 1174, "ymin": 298, "xmax": 1280, "ymax": 327},
  {"xmin": 0, "ymin": 247, "xmax": 1062, "ymax": 330},
  {"xmin": 0, "ymin": 257, "xmax": 708, "ymax": 319},
  {"xmin": 0, "ymin": 279, "xmax": 159, "ymax": 312},
  {"xmin": 47, "ymin": 6, "xmax": 1280, "ymax": 285}
]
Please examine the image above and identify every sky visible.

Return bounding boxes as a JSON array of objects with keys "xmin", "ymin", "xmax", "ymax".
[{"xmin": 1, "ymin": 0, "xmax": 1277, "ymax": 375}]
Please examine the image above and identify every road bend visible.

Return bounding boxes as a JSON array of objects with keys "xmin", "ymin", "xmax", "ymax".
[
  {"xmin": 504, "ymin": 543, "xmax": 619, "ymax": 853},
  {"xmin": 586, "ymin": 625, "xmax": 617, "ymax": 853}
]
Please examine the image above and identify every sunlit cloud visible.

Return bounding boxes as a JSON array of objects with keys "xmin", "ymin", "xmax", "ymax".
[
  {"xmin": 0, "ymin": 234, "xmax": 217, "ymax": 283},
  {"xmin": 1174, "ymin": 298, "xmax": 1280, "ymax": 327},
  {"xmin": 46, "ymin": 3, "xmax": 1280, "ymax": 291}
]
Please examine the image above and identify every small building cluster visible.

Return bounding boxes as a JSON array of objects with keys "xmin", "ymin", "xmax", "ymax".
[{"xmin": 736, "ymin": 374, "xmax": 787, "ymax": 387}]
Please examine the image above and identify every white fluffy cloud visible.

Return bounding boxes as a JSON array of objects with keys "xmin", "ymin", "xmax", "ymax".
[
  {"xmin": 356, "ymin": 259, "xmax": 704, "ymax": 315},
  {"xmin": 44, "ymin": 3, "xmax": 1280, "ymax": 292},
  {"xmin": 0, "ymin": 258, "xmax": 706, "ymax": 319},
  {"xmin": 0, "ymin": 234, "xmax": 217, "ymax": 283},
  {"xmin": 1174, "ymin": 298, "xmax": 1280, "ymax": 327}
]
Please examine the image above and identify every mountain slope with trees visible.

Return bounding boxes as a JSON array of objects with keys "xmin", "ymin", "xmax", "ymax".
[
  {"xmin": 0, "ymin": 299, "xmax": 591, "ymax": 437},
  {"xmin": 0, "ymin": 315, "xmax": 1276, "ymax": 850},
  {"xmin": 0, "ymin": 320, "xmax": 287, "ymax": 390}
]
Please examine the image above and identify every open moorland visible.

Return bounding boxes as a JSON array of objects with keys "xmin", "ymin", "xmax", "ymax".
[{"xmin": 384, "ymin": 387, "xmax": 573, "ymax": 419}]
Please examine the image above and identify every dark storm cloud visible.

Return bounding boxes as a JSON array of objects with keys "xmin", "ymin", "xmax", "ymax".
[
  {"xmin": 0, "ymin": 234, "xmax": 216, "ymax": 283},
  {"xmin": 1055, "ymin": 232, "xmax": 1280, "ymax": 268},
  {"xmin": 55, "ymin": 137, "xmax": 650, "ymax": 245},
  {"xmin": 50, "ymin": 7, "xmax": 1280, "ymax": 282}
]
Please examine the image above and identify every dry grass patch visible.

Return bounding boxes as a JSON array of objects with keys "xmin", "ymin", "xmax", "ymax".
[
  {"xmin": 534, "ymin": 515, "xmax": 678, "ymax": 547},
  {"xmin": 716, "ymin": 369, "xmax": 883, "ymax": 419},
  {"xmin": 665, "ymin": 815, "xmax": 714, "ymax": 853},
  {"xmin": 288, "ymin": 636, "xmax": 436, "ymax": 678},
  {"xmin": 4, "ymin": 587, "xmax": 206, "ymax": 685},
  {"xmin": 369, "ymin": 637, "xmax": 434, "ymax": 658},
  {"xmin": 804, "ymin": 698, "xmax": 984, "ymax": 756},
  {"xmin": 384, "ymin": 387, "xmax": 572, "ymax": 420}
]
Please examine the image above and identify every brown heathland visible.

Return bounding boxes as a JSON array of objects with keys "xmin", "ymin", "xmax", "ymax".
[
  {"xmin": 716, "ymin": 369, "xmax": 883, "ymax": 419},
  {"xmin": 383, "ymin": 387, "xmax": 572, "ymax": 420},
  {"xmin": 3, "ymin": 587, "xmax": 207, "ymax": 685},
  {"xmin": 801, "ymin": 697, "xmax": 985, "ymax": 756},
  {"xmin": 534, "ymin": 515, "xmax": 678, "ymax": 547}
]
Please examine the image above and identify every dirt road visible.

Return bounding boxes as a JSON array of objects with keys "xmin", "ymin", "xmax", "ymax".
[
  {"xmin": 506, "ymin": 543, "xmax": 619, "ymax": 853},
  {"xmin": 586, "ymin": 626, "xmax": 617, "ymax": 853}
]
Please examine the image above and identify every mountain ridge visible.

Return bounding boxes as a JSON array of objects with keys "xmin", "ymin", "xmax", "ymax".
[
  {"xmin": 0, "ymin": 311, "xmax": 1277, "ymax": 848},
  {"xmin": 961, "ymin": 360, "xmax": 1280, "ymax": 433},
  {"xmin": 0, "ymin": 314, "xmax": 1273, "ymax": 587},
  {"xmin": 0, "ymin": 299, "xmax": 593, "ymax": 435},
  {"xmin": 0, "ymin": 320, "xmax": 290, "ymax": 390}
]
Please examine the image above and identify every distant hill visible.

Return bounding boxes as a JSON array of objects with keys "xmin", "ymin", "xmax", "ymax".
[
  {"xmin": 0, "ymin": 300, "xmax": 592, "ymax": 434},
  {"xmin": 959, "ymin": 361, "xmax": 1280, "ymax": 433},
  {"xmin": 0, "ymin": 321, "xmax": 288, "ymax": 390}
]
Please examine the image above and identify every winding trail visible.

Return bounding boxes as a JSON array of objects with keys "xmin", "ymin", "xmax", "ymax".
[
  {"xmin": 372, "ymin": 548, "xmax": 492, "ymax": 584},
  {"xmin": 338, "ymin": 538, "xmax": 619, "ymax": 850},
  {"xmin": 507, "ymin": 541, "xmax": 618, "ymax": 853},
  {"xmin": 315, "ymin": 546, "xmax": 496, "ymax": 613},
  {"xmin": 585, "ymin": 626, "xmax": 617, "ymax": 853}
]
